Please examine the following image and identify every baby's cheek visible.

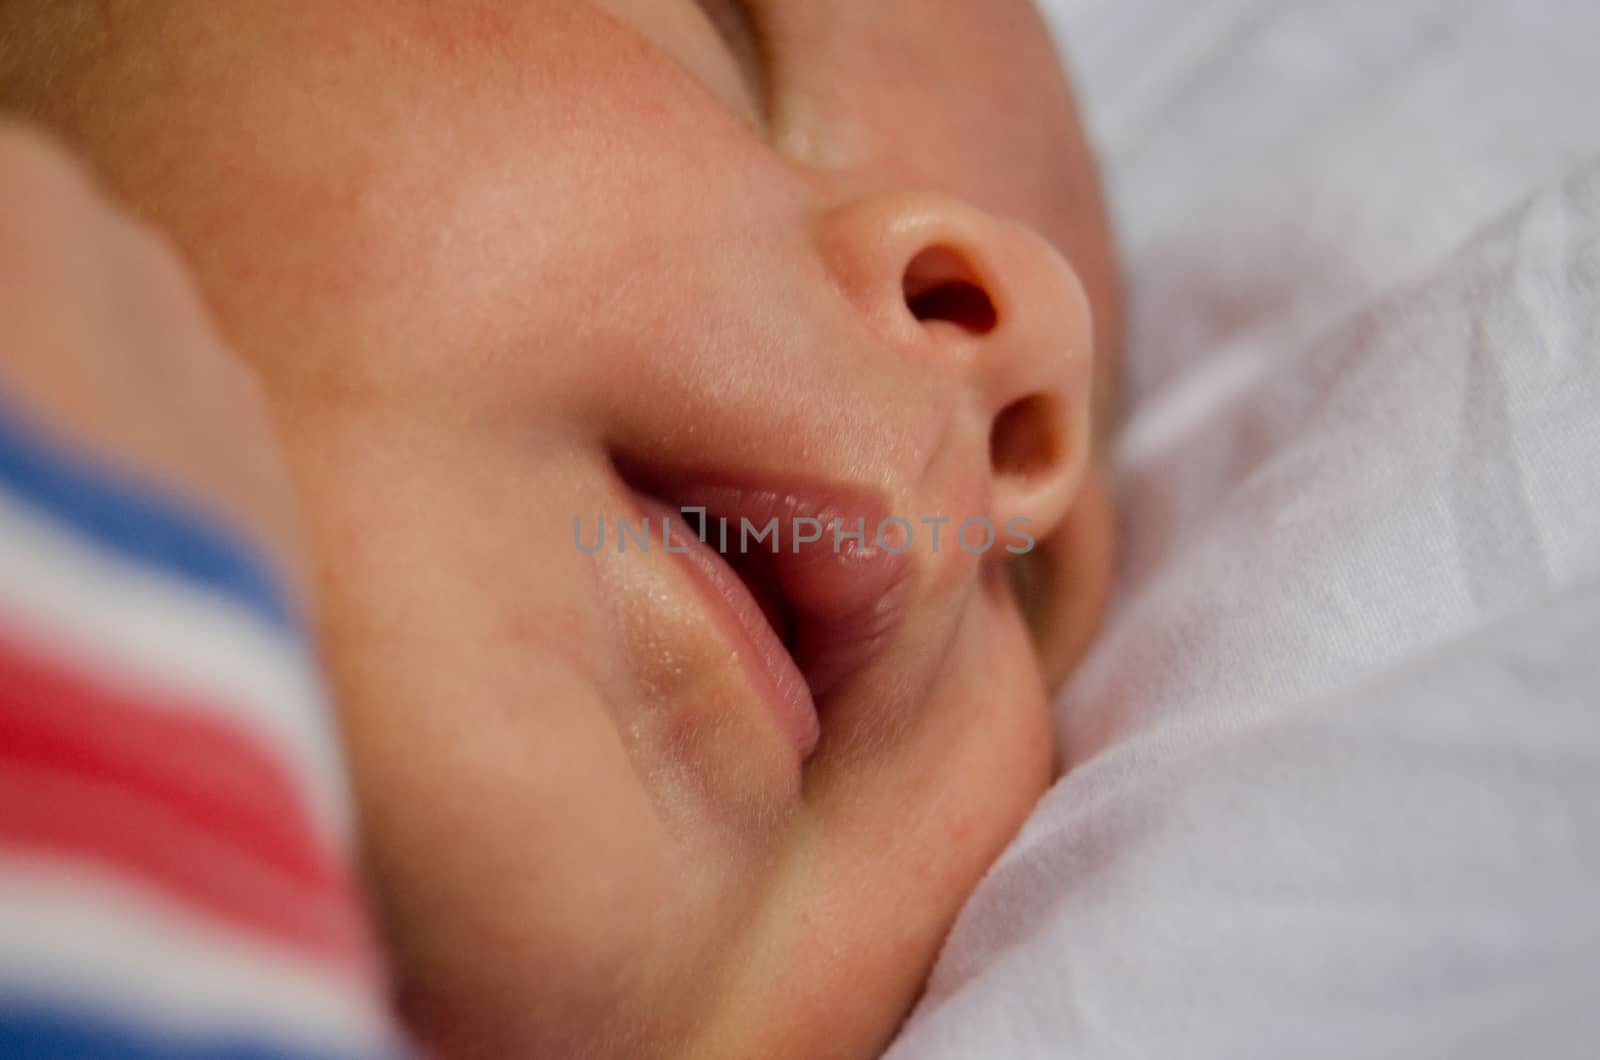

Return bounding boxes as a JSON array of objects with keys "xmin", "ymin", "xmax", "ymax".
[{"xmin": 347, "ymin": 653, "xmax": 688, "ymax": 1054}]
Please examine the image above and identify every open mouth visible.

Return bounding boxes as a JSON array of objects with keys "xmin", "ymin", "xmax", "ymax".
[
  {"xmin": 677, "ymin": 505, "xmax": 797, "ymax": 653},
  {"xmin": 620, "ymin": 464, "xmax": 913, "ymax": 759}
]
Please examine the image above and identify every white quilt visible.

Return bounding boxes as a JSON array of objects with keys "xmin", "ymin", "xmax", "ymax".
[{"xmin": 889, "ymin": 3, "xmax": 1600, "ymax": 1057}]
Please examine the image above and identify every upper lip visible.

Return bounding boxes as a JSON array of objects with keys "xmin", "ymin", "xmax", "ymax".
[{"xmin": 620, "ymin": 461, "xmax": 914, "ymax": 756}]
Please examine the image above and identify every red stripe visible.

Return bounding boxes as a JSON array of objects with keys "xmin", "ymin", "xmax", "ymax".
[{"xmin": 0, "ymin": 627, "xmax": 378, "ymax": 975}]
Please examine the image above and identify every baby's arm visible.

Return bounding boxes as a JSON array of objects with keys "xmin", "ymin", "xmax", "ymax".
[{"xmin": 0, "ymin": 125, "xmax": 408, "ymax": 1058}]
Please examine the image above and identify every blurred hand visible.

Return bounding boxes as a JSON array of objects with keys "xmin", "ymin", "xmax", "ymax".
[{"xmin": 0, "ymin": 122, "xmax": 306, "ymax": 596}]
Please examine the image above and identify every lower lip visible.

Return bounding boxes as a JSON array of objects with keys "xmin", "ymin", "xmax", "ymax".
[{"xmin": 632, "ymin": 493, "xmax": 821, "ymax": 760}]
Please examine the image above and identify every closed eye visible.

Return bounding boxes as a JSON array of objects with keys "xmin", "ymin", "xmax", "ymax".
[{"xmin": 692, "ymin": 0, "xmax": 767, "ymax": 119}]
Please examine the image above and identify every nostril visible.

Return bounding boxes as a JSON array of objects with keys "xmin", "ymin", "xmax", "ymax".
[
  {"xmin": 903, "ymin": 245, "xmax": 998, "ymax": 334},
  {"xmin": 990, "ymin": 394, "xmax": 1060, "ymax": 481}
]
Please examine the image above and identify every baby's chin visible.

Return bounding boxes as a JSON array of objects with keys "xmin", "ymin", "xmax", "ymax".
[
  {"xmin": 440, "ymin": 555, "xmax": 1041, "ymax": 1057},
  {"xmin": 681, "ymin": 571, "xmax": 1054, "ymax": 1056}
]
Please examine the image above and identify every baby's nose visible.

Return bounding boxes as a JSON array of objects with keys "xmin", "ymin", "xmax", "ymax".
[{"xmin": 816, "ymin": 190, "xmax": 1095, "ymax": 541}]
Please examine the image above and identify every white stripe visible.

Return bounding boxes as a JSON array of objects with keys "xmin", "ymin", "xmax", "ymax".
[
  {"xmin": 0, "ymin": 861, "xmax": 398, "ymax": 1054},
  {"xmin": 0, "ymin": 489, "xmax": 351, "ymax": 842}
]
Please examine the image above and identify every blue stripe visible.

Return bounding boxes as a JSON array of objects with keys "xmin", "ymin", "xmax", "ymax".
[
  {"xmin": 0, "ymin": 401, "xmax": 295, "ymax": 633},
  {"xmin": 0, "ymin": 1004, "xmax": 408, "ymax": 1060}
]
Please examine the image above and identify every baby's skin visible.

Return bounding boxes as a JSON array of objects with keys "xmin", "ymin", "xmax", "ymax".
[{"xmin": 0, "ymin": 2, "xmax": 1119, "ymax": 1056}]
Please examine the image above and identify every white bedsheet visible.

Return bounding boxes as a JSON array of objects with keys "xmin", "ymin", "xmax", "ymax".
[{"xmin": 888, "ymin": 3, "xmax": 1600, "ymax": 1057}]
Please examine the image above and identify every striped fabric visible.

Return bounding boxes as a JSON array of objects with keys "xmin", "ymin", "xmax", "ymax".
[{"xmin": 0, "ymin": 404, "xmax": 410, "ymax": 1059}]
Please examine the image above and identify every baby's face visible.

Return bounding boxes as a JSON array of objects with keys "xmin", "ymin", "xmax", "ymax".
[{"xmin": 28, "ymin": 1, "xmax": 1116, "ymax": 1054}]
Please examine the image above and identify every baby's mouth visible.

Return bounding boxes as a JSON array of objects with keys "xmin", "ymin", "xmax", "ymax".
[
  {"xmin": 678, "ymin": 507, "xmax": 796, "ymax": 650},
  {"xmin": 621, "ymin": 465, "xmax": 913, "ymax": 758}
]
